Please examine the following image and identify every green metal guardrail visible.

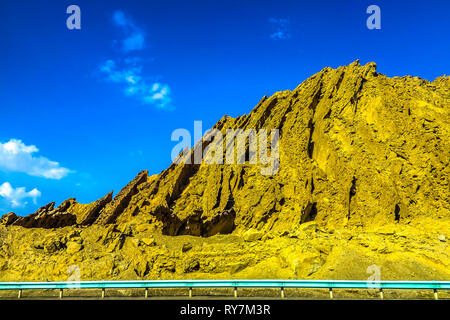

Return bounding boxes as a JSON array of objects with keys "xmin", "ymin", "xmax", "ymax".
[{"xmin": 0, "ymin": 280, "xmax": 448, "ymax": 299}]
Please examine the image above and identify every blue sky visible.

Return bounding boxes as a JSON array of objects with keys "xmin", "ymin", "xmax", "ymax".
[{"xmin": 0, "ymin": 0, "xmax": 449, "ymax": 215}]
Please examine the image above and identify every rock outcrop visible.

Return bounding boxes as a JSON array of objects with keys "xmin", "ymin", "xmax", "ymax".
[
  {"xmin": 2, "ymin": 192, "xmax": 114, "ymax": 228},
  {"xmin": 2, "ymin": 61, "xmax": 449, "ymax": 234},
  {"xmin": 8, "ymin": 201, "xmax": 77, "ymax": 228},
  {"xmin": 0, "ymin": 212, "xmax": 19, "ymax": 225},
  {"xmin": 95, "ymin": 170, "xmax": 148, "ymax": 225},
  {"xmin": 0, "ymin": 61, "xmax": 448, "ymax": 287}
]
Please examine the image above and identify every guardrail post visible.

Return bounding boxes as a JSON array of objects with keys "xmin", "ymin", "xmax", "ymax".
[
  {"xmin": 18, "ymin": 289, "xmax": 22, "ymax": 299},
  {"xmin": 379, "ymin": 289, "xmax": 383, "ymax": 300},
  {"xmin": 189, "ymin": 287, "xmax": 192, "ymax": 298},
  {"xmin": 281, "ymin": 287, "xmax": 285, "ymax": 299},
  {"xmin": 59, "ymin": 289, "xmax": 63, "ymax": 299},
  {"xmin": 434, "ymin": 289, "xmax": 438, "ymax": 300},
  {"xmin": 101, "ymin": 288, "xmax": 105, "ymax": 299},
  {"xmin": 234, "ymin": 287, "xmax": 238, "ymax": 298},
  {"xmin": 329, "ymin": 288, "xmax": 333, "ymax": 299},
  {"xmin": 145, "ymin": 288, "xmax": 149, "ymax": 299}
]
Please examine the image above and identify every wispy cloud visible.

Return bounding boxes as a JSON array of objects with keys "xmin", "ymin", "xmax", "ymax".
[
  {"xmin": 0, "ymin": 139, "xmax": 71, "ymax": 179},
  {"xmin": 269, "ymin": 18, "xmax": 291, "ymax": 40},
  {"xmin": 99, "ymin": 58, "xmax": 172, "ymax": 108},
  {"xmin": 0, "ymin": 182, "xmax": 41, "ymax": 208},
  {"xmin": 113, "ymin": 10, "xmax": 145, "ymax": 52},
  {"xmin": 99, "ymin": 10, "xmax": 173, "ymax": 109}
]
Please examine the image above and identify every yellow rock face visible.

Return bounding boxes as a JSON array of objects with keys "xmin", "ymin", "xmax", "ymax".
[
  {"xmin": 0, "ymin": 61, "xmax": 448, "ymax": 287},
  {"xmin": 66, "ymin": 242, "xmax": 83, "ymax": 255}
]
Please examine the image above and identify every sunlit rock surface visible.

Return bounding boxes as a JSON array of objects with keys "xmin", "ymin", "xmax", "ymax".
[{"xmin": 0, "ymin": 61, "xmax": 448, "ymax": 292}]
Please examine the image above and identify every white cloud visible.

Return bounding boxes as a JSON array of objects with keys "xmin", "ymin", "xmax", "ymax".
[
  {"xmin": 113, "ymin": 11, "xmax": 129, "ymax": 27},
  {"xmin": 113, "ymin": 10, "xmax": 145, "ymax": 52},
  {"xmin": 99, "ymin": 59, "xmax": 172, "ymax": 109},
  {"xmin": 99, "ymin": 11, "xmax": 173, "ymax": 109},
  {"xmin": 123, "ymin": 33, "xmax": 145, "ymax": 52},
  {"xmin": 0, "ymin": 139, "xmax": 71, "ymax": 179},
  {"xmin": 269, "ymin": 18, "xmax": 291, "ymax": 40},
  {"xmin": 0, "ymin": 182, "xmax": 41, "ymax": 208}
]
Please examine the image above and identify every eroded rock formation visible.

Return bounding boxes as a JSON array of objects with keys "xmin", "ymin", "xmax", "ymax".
[
  {"xmin": 0, "ymin": 61, "xmax": 448, "ymax": 286},
  {"xmin": 5, "ymin": 60, "xmax": 447, "ymax": 235}
]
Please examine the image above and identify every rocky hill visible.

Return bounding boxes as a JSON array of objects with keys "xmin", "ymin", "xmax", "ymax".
[{"xmin": 0, "ymin": 61, "xmax": 448, "ymax": 296}]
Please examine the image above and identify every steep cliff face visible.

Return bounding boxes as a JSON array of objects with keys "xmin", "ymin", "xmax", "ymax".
[
  {"xmin": 4, "ymin": 60, "xmax": 447, "ymax": 236},
  {"xmin": 0, "ymin": 61, "xmax": 448, "ymax": 285},
  {"xmin": 129, "ymin": 60, "xmax": 449, "ymax": 236}
]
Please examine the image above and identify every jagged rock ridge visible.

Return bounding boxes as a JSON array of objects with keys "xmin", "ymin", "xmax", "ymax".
[
  {"xmin": 2, "ymin": 60, "xmax": 449, "ymax": 237},
  {"xmin": 0, "ymin": 61, "xmax": 449, "ymax": 287}
]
